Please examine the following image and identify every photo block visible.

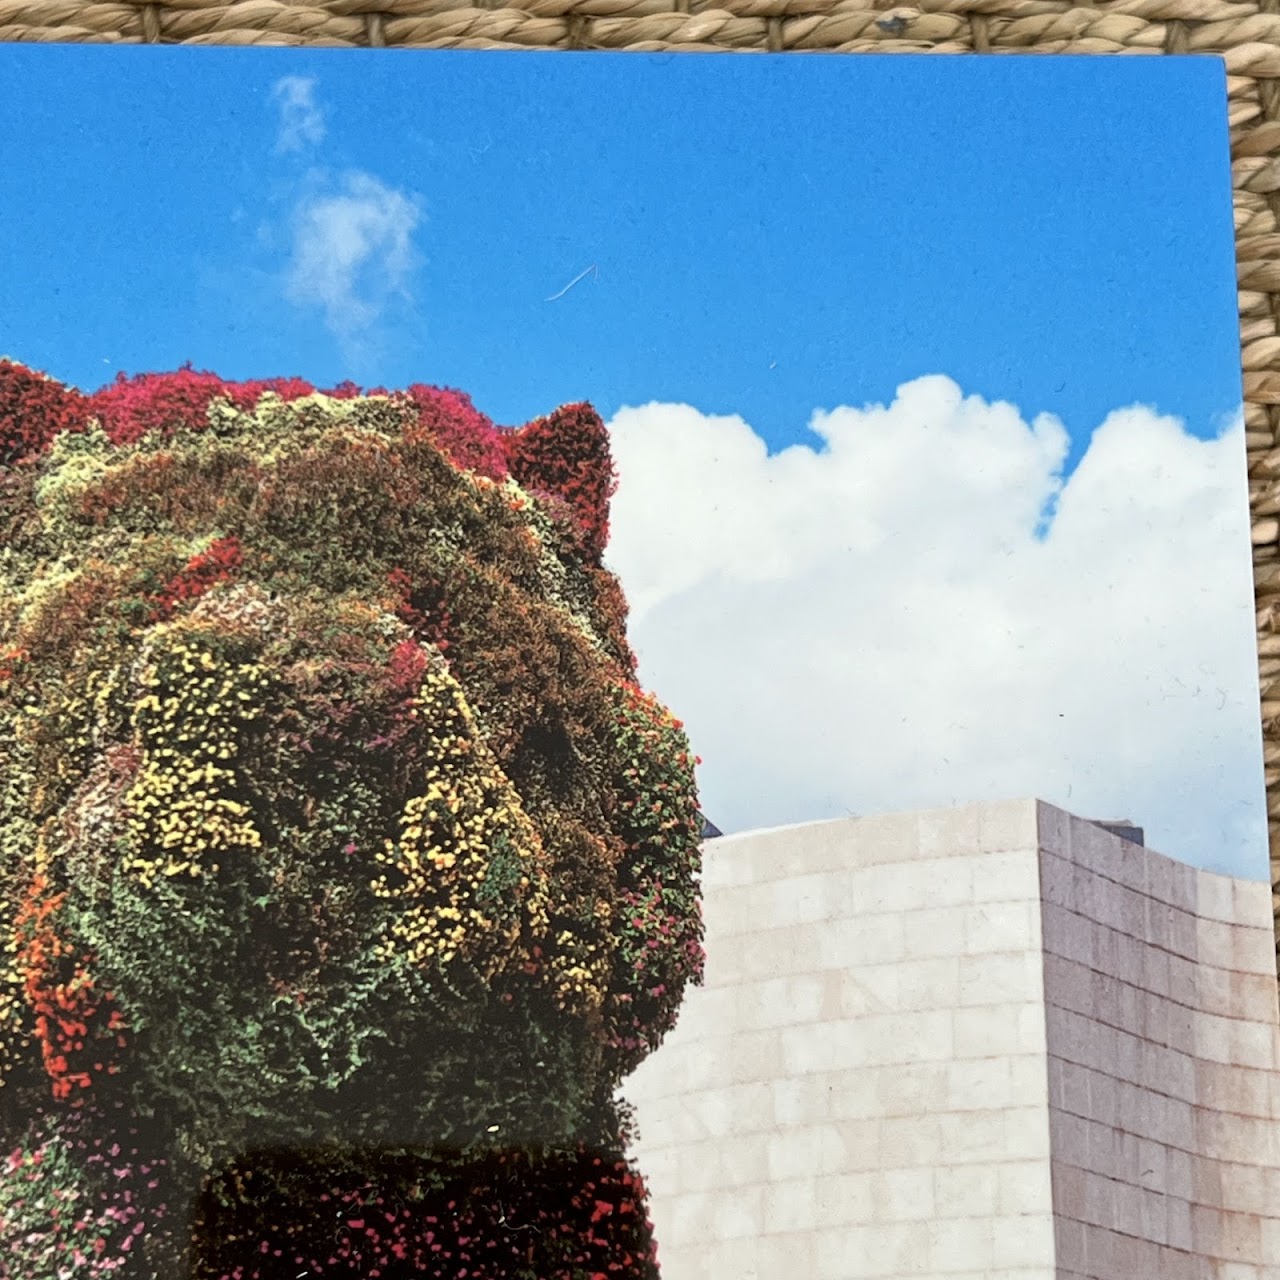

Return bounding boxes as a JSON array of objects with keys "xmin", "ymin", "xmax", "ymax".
[{"xmin": 0, "ymin": 44, "xmax": 1273, "ymax": 1280}]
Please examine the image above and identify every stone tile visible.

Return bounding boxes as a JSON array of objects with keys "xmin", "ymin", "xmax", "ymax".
[
  {"xmin": 990, "ymin": 1214, "xmax": 1056, "ymax": 1268},
  {"xmin": 760, "ymin": 1177, "xmax": 819, "ymax": 1234},
  {"xmin": 1219, "ymin": 1162, "xmax": 1269, "ymax": 1217},
  {"xmin": 878, "ymin": 1113, "xmax": 944, "ymax": 1167},
  {"xmin": 849, "ymin": 860, "xmax": 963, "ymax": 915},
  {"xmin": 1040, "ymin": 902, "xmax": 1093, "ymax": 967},
  {"xmin": 963, "ymin": 900, "xmax": 1040, "ymax": 954},
  {"xmin": 823, "ymin": 1070, "xmax": 881, "ymax": 1122},
  {"xmin": 833, "ymin": 963, "xmax": 900, "ymax": 1017},
  {"xmin": 833, "ymin": 1118, "xmax": 883, "ymax": 1172},
  {"xmin": 1234, "ymin": 926, "xmax": 1276, "ymax": 977},
  {"xmin": 862, "ymin": 1220, "xmax": 932, "ymax": 1275},
  {"xmin": 1198, "ymin": 1064, "xmax": 1271, "ymax": 1119},
  {"xmin": 934, "ymin": 1164, "xmax": 1000, "ymax": 1218},
  {"xmin": 877, "ymin": 1061, "xmax": 949, "ymax": 1117},
  {"xmin": 811, "ymin": 1226, "xmax": 873, "ymax": 1279},
  {"xmin": 971, "ymin": 850, "xmax": 1042, "ymax": 904},
  {"xmin": 715, "ymin": 1133, "xmax": 771, "ymax": 1188},
  {"xmin": 815, "ymin": 912, "xmax": 907, "ymax": 969},
  {"xmin": 1114, "ymin": 929, "xmax": 1146, "ymax": 989},
  {"xmin": 699, "ymin": 1234, "xmax": 761, "ymax": 1277},
  {"xmin": 978, "ymin": 798, "xmax": 1040, "ymax": 852},
  {"xmin": 772, "ymin": 1072, "xmax": 840, "ymax": 1127},
  {"xmin": 1053, "ymin": 1215, "xmax": 1087, "ymax": 1271},
  {"xmin": 997, "ymin": 1161, "xmax": 1052, "ymax": 1215},
  {"xmin": 856, "ymin": 1009, "xmax": 955, "ymax": 1067},
  {"xmin": 1144, "ymin": 850, "xmax": 1175, "ymax": 907},
  {"xmin": 1168, "ymin": 953, "xmax": 1199, "ymax": 1008},
  {"xmin": 1168, "ymin": 860, "xmax": 1198, "ymax": 913},
  {"xmin": 778, "ymin": 1019, "xmax": 858, "ymax": 1076},
  {"xmin": 1166, "ymin": 1147, "xmax": 1195, "ymax": 1202},
  {"xmin": 735, "ymin": 973, "xmax": 827, "ymax": 1030},
  {"xmin": 1233, "ymin": 877, "xmax": 1276, "ymax": 932},
  {"xmin": 901, "ymin": 905, "xmax": 969, "ymax": 960},
  {"xmin": 1017, "ymin": 1001, "xmax": 1049, "ymax": 1054},
  {"xmin": 1231, "ymin": 1018, "xmax": 1278, "ymax": 1071},
  {"xmin": 1166, "ymin": 1197, "xmax": 1194, "ymax": 1251},
  {"xmin": 725, "ymin": 1027, "xmax": 785, "ymax": 1083},
  {"xmin": 1196, "ymin": 869, "xmax": 1238, "ymax": 925},
  {"xmin": 918, "ymin": 803, "xmax": 984, "ymax": 860},
  {"xmin": 1039, "ymin": 957, "xmax": 1090, "ymax": 1024},
  {"xmin": 713, "ymin": 1185, "xmax": 765, "ymax": 1240},
  {"xmin": 954, "ymin": 1004, "xmax": 1035, "ymax": 1058},
  {"xmin": 1144, "ymin": 896, "xmax": 1173, "ymax": 952},
  {"xmin": 895, "ymin": 957, "xmax": 961, "ymax": 1010},
  {"xmin": 1050, "ymin": 1161, "xmax": 1086, "ymax": 1218},
  {"xmin": 1197, "ymin": 918, "xmax": 1239, "ymax": 977},
  {"xmin": 814, "ymin": 1170, "xmax": 875, "ymax": 1223},
  {"xmin": 1038, "ymin": 850, "xmax": 1074, "ymax": 912},
  {"xmin": 958, "ymin": 952, "xmax": 1042, "ymax": 1007},
  {"xmin": 1168, "ymin": 907, "xmax": 1199, "ymax": 960},
  {"xmin": 1233, "ymin": 971, "xmax": 1280, "ymax": 1026},
  {"xmin": 1035, "ymin": 800, "xmax": 1072, "ymax": 855},
  {"xmin": 938, "ymin": 1109, "xmax": 1005, "ymax": 1162},
  {"xmin": 754, "ymin": 1235, "xmax": 815, "ymax": 1279},
  {"xmin": 926, "ymin": 1216, "xmax": 996, "ymax": 1271},
  {"xmin": 871, "ymin": 1166, "xmax": 935, "ymax": 1221},
  {"xmin": 1005, "ymin": 1106, "xmax": 1052, "ymax": 1160},
  {"xmin": 767, "ymin": 1125, "xmax": 844, "ymax": 1182},
  {"xmin": 1219, "ymin": 1210, "xmax": 1264, "ymax": 1265},
  {"xmin": 851, "ymin": 809, "xmax": 923, "ymax": 865},
  {"xmin": 664, "ymin": 1190, "xmax": 721, "ymax": 1248},
  {"xmin": 945, "ymin": 1057, "xmax": 1013, "ymax": 1111},
  {"xmin": 1010, "ymin": 1054, "xmax": 1050, "ymax": 1106},
  {"xmin": 1157, "ymin": 1243, "xmax": 1201, "ymax": 1280},
  {"xmin": 1143, "ymin": 943, "xmax": 1172, "ymax": 999}
]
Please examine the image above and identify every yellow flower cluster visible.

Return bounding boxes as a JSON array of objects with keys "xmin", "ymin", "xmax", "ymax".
[
  {"xmin": 370, "ymin": 663, "xmax": 551, "ymax": 980},
  {"xmin": 121, "ymin": 635, "xmax": 268, "ymax": 889}
]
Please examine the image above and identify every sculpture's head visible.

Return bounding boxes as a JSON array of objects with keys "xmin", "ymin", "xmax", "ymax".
[{"xmin": 0, "ymin": 361, "xmax": 704, "ymax": 1182}]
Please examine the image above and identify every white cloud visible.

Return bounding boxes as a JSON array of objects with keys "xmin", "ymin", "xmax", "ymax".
[
  {"xmin": 604, "ymin": 377, "xmax": 1268, "ymax": 880},
  {"xmin": 271, "ymin": 75, "xmax": 325, "ymax": 153},
  {"xmin": 283, "ymin": 172, "xmax": 423, "ymax": 347}
]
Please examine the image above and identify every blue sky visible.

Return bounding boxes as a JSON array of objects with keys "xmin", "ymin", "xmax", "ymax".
[
  {"xmin": 0, "ymin": 47, "xmax": 1268, "ymax": 878},
  {"xmin": 0, "ymin": 49, "xmax": 1241, "ymax": 463}
]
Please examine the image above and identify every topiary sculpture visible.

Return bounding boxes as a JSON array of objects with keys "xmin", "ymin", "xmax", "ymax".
[{"xmin": 0, "ymin": 358, "xmax": 704, "ymax": 1280}]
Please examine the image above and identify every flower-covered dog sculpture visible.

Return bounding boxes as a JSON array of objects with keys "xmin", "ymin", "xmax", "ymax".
[{"xmin": 0, "ymin": 361, "xmax": 704, "ymax": 1279}]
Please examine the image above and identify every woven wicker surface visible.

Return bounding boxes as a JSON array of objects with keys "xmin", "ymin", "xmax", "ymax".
[{"xmin": 4, "ymin": 0, "xmax": 1280, "ymax": 923}]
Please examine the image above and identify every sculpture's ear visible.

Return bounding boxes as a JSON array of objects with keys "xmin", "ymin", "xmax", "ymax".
[{"xmin": 503, "ymin": 403, "xmax": 616, "ymax": 564}]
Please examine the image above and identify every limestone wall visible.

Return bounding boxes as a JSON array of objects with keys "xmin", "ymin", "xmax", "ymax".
[{"xmin": 622, "ymin": 799, "xmax": 1280, "ymax": 1280}]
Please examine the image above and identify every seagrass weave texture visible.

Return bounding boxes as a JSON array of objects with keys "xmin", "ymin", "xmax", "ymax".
[{"xmin": 4, "ymin": 0, "xmax": 1280, "ymax": 932}]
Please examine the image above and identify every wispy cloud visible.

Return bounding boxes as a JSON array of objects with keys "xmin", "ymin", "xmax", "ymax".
[
  {"xmin": 605, "ymin": 379, "xmax": 1266, "ymax": 879},
  {"xmin": 282, "ymin": 172, "xmax": 423, "ymax": 356},
  {"xmin": 271, "ymin": 75, "xmax": 325, "ymax": 153}
]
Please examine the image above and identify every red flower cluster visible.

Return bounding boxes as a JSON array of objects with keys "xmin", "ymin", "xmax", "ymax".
[
  {"xmin": 148, "ymin": 535, "xmax": 245, "ymax": 622},
  {"xmin": 505, "ymin": 403, "xmax": 616, "ymax": 564},
  {"xmin": 13, "ymin": 875, "xmax": 127, "ymax": 1105},
  {"xmin": 1, "ymin": 360, "xmax": 621, "ymax": 565},
  {"xmin": 403, "ymin": 384, "xmax": 508, "ymax": 480},
  {"xmin": 86, "ymin": 365, "xmax": 322, "ymax": 446},
  {"xmin": 0, "ymin": 359, "xmax": 87, "ymax": 465}
]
